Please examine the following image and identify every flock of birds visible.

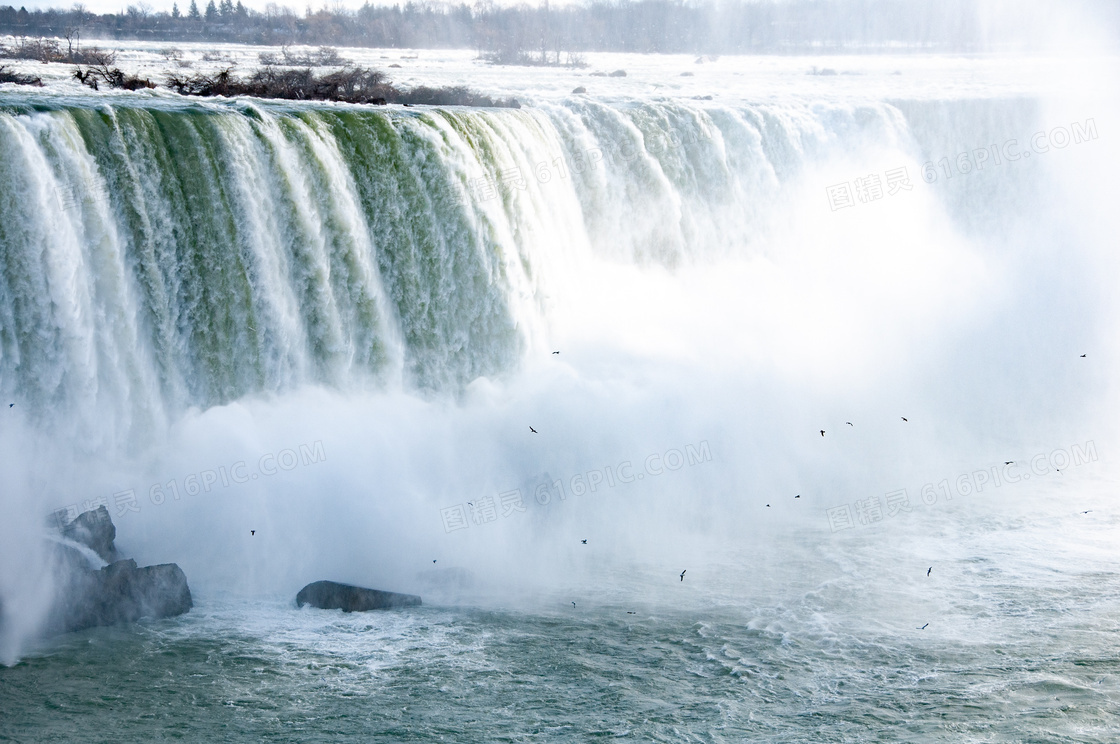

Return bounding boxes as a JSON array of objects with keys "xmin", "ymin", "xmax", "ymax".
[
  {"xmin": 182, "ymin": 350, "xmax": 1095, "ymax": 623},
  {"xmin": 82, "ymin": 349, "xmax": 1088, "ymax": 622},
  {"xmin": 520, "ymin": 351, "xmax": 1095, "ymax": 624},
  {"xmin": 1, "ymin": 344, "xmax": 1095, "ymax": 630}
]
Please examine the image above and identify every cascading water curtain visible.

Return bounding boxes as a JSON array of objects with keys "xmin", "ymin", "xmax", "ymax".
[{"xmin": 2, "ymin": 96, "xmax": 1024, "ymax": 446}]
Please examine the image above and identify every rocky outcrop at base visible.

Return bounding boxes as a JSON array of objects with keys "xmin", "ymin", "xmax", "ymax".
[
  {"xmin": 60, "ymin": 506, "xmax": 120, "ymax": 563},
  {"xmin": 47, "ymin": 507, "xmax": 192, "ymax": 634},
  {"xmin": 296, "ymin": 580, "xmax": 421, "ymax": 612},
  {"xmin": 49, "ymin": 558, "xmax": 193, "ymax": 634}
]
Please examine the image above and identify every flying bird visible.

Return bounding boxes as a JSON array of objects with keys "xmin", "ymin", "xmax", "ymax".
[
  {"xmin": 795, "ymin": 494, "xmax": 800, "ymax": 499},
  {"xmin": 581, "ymin": 539, "xmax": 587, "ymax": 544},
  {"xmin": 250, "ymin": 530, "xmax": 255, "ymax": 536},
  {"xmin": 766, "ymin": 504, "xmax": 770, "ymax": 507},
  {"xmin": 529, "ymin": 426, "xmax": 538, "ymax": 433},
  {"xmin": 918, "ymin": 623, "xmax": 928, "ymax": 630},
  {"xmin": 901, "ymin": 417, "xmax": 908, "ymax": 422},
  {"xmin": 846, "ymin": 422, "xmax": 853, "ymax": 426},
  {"xmin": 627, "ymin": 611, "xmax": 636, "ymax": 614},
  {"xmin": 1005, "ymin": 461, "xmax": 1014, "ymax": 465},
  {"xmin": 927, "ymin": 567, "xmax": 931, "ymax": 577},
  {"xmin": 1081, "ymin": 354, "xmax": 1087, "ymax": 357},
  {"xmin": 552, "ymin": 351, "xmax": 560, "ymax": 355},
  {"xmin": 7, "ymin": 403, "xmax": 12, "ymax": 408},
  {"xmin": 433, "ymin": 559, "xmax": 437, "ymax": 563},
  {"xmin": 680, "ymin": 570, "xmax": 686, "ymax": 582},
  {"xmin": 820, "ymin": 430, "xmax": 825, "ymax": 437},
  {"xmin": 571, "ymin": 601, "xmax": 576, "ymax": 607},
  {"xmin": 1081, "ymin": 510, "xmax": 1092, "ymax": 514}
]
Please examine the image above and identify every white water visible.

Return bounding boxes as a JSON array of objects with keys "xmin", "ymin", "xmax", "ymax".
[{"xmin": 0, "ymin": 48, "xmax": 1118, "ymax": 699}]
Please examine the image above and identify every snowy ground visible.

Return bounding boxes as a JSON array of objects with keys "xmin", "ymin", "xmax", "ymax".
[{"xmin": 2, "ymin": 36, "xmax": 1110, "ymax": 106}]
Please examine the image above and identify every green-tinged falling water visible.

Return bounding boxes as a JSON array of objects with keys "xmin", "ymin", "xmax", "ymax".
[
  {"xmin": 0, "ymin": 95, "xmax": 1041, "ymax": 444},
  {"xmin": 0, "ymin": 102, "xmax": 558, "ymax": 442}
]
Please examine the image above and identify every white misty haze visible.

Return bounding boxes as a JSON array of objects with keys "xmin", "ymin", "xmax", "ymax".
[
  {"xmin": 1, "ymin": 45, "xmax": 1117, "ymax": 665},
  {"xmin": 1, "ymin": 0, "xmax": 1119, "ymax": 674},
  {"xmin": 0, "ymin": 0, "xmax": 1119, "ymax": 737}
]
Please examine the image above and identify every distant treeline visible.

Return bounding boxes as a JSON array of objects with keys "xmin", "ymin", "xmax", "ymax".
[{"xmin": 0, "ymin": 0, "xmax": 1116, "ymax": 55}]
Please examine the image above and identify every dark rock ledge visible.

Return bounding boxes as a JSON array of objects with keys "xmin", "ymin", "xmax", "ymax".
[
  {"xmin": 296, "ymin": 580, "xmax": 421, "ymax": 612},
  {"xmin": 45, "ymin": 506, "xmax": 192, "ymax": 635}
]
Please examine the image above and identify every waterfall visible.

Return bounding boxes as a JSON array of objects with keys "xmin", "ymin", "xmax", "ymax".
[{"xmin": 0, "ymin": 96, "xmax": 1051, "ymax": 444}]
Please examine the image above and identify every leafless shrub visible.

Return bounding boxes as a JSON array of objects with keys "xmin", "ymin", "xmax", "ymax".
[
  {"xmin": 74, "ymin": 65, "xmax": 155, "ymax": 91},
  {"xmin": 165, "ymin": 67, "xmax": 239, "ymax": 96},
  {"xmin": 69, "ymin": 47, "xmax": 117, "ymax": 65},
  {"xmin": 482, "ymin": 47, "xmax": 586, "ymax": 69},
  {"xmin": 0, "ymin": 36, "xmax": 60, "ymax": 62},
  {"xmin": 0, "ymin": 36, "xmax": 115, "ymax": 65},
  {"xmin": 167, "ymin": 66, "xmax": 390, "ymax": 102},
  {"xmin": 565, "ymin": 52, "xmax": 587, "ymax": 68},
  {"xmin": 0, "ymin": 65, "xmax": 43, "ymax": 85},
  {"xmin": 399, "ymin": 84, "xmax": 519, "ymax": 108},
  {"xmin": 259, "ymin": 45, "xmax": 348, "ymax": 67},
  {"xmin": 164, "ymin": 65, "xmax": 519, "ymax": 107}
]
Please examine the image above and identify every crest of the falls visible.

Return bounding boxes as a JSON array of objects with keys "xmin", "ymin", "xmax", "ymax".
[{"xmin": 1, "ymin": 95, "xmax": 969, "ymax": 444}]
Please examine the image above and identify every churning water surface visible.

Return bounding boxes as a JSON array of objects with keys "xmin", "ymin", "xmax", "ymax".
[{"xmin": 1, "ymin": 48, "xmax": 1118, "ymax": 742}]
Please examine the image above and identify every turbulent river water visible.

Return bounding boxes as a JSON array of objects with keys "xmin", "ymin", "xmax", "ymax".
[{"xmin": 0, "ymin": 48, "xmax": 1118, "ymax": 742}]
